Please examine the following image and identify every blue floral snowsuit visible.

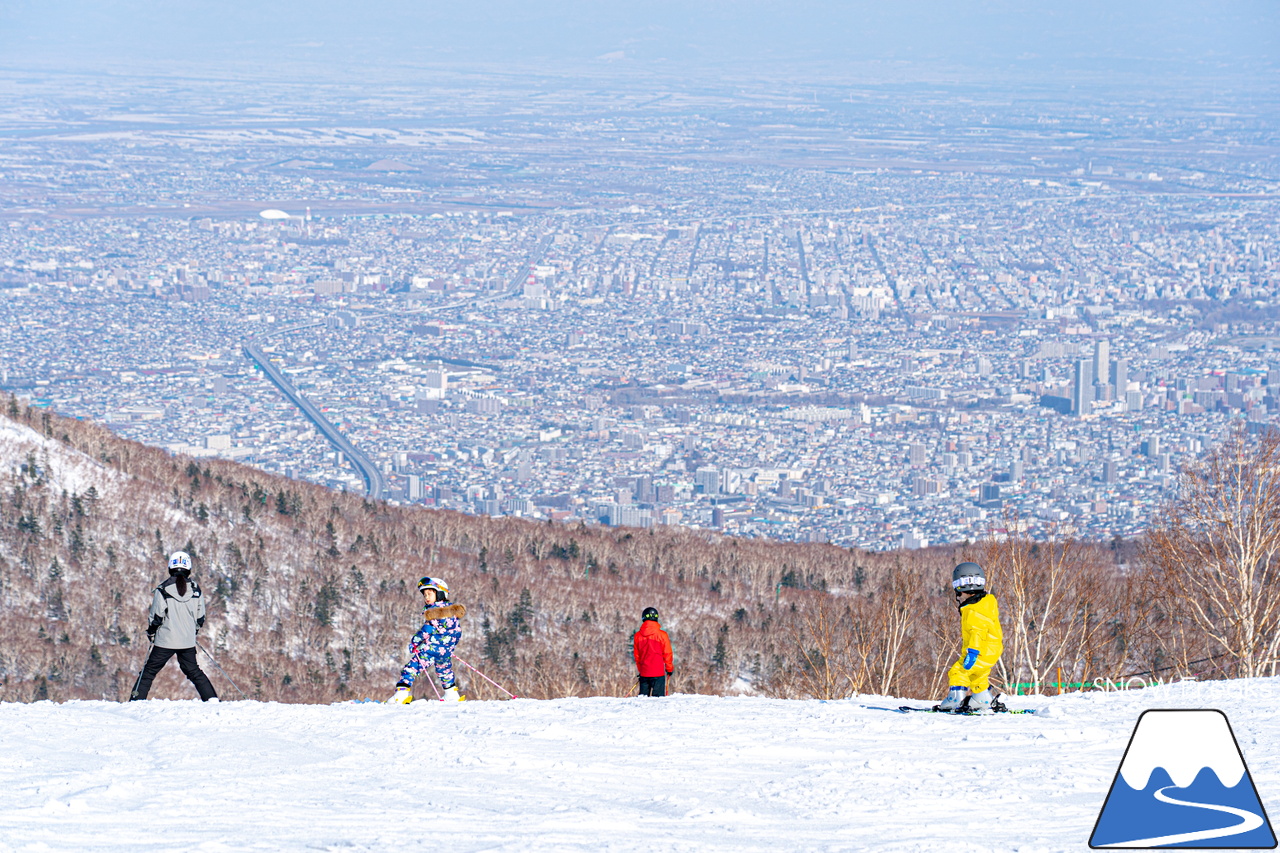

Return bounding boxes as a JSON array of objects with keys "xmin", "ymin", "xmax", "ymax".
[{"xmin": 397, "ymin": 601, "xmax": 462, "ymax": 691}]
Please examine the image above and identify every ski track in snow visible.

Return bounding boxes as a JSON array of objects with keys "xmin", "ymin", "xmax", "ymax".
[{"xmin": 0, "ymin": 680, "xmax": 1278, "ymax": 852}]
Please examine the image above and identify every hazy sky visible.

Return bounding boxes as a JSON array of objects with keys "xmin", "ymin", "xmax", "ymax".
[{"xmin": 2, "ymin": 0, "xmax": 1276, "ymax": 82}]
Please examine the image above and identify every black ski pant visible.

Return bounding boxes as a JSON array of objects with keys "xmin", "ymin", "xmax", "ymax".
[
  {"xmin": 132, "ymin": 646, "xmax": 217, "ymax": 701},
  {"xmin": 638, "ymin": 675, "xmax": 667, "ymax": 697}
]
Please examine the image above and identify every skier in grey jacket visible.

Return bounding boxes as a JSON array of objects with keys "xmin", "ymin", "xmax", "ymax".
[{"xmin": 130, "ymin": 551, "xmax": 218, "ymax": 701}]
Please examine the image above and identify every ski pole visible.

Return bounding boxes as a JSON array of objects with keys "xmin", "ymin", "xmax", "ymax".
[
  {"xmin": 424, "ymin": 666, "xmax": 443, "ymax": 700},
  {"xmin": 453, "ymin": 656, "xmax": 518, "ymax": 698},
  {"xmin": 129, "ymin": 640, "xmax": 155, "ymax": 701},
  {"xmin": 196, "ymin": 641, "xmax": 248, "ymax": 700}
]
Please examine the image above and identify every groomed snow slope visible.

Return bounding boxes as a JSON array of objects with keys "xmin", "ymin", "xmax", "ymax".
[{"xmin": 1, "ymin": 680, "xmax": 1278, "ymax": 852}]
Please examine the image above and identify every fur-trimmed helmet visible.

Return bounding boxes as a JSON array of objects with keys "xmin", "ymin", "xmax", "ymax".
[
  {"xmin": 418, "ymin": 576, "xmax": 449, "ymax": 600},
  {"xmin": 168, "ymin": 551, "xmax": 192, "ymax": 577},
  {"xmin": 642, "ymin": 606, "xmax": 659, "ymax": 622},
  {"xmin": 951, "ymin": 562, "xmax": 985, "ymax": 593}
]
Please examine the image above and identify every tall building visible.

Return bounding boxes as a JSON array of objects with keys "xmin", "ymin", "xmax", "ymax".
[
  {"xmin": 418, "ymin": 369, "xmax": 447, "ymax": 401},
  {"xmin": 1093, "ymin": 340, "xmax": 1110, "ymax": 388},
  {"xmin": 695, "ymin": 466, "xmax": 721, "ymax": 495},
  {"xmin": 908, "ymin": 442, "xmax": 927, "ymax": 467},
  {"xmin": 1073, "ymin": 359, "xmax": 1095, "ymax": 415},
  {"xmin": 1110, "ymin": 358, "xmax": 1129, "ymax": 396},
  {"xmin": 635, "ymin": 474, "xmax": 655, "ymax": 503},
  {"xmin": 522, "ymin": 269, "xmax": 546, "ymax": 299}
]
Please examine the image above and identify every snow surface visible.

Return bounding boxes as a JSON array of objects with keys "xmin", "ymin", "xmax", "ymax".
[
  {"xmin": 1, "ymin": 679, "xmax": 1278, "ymax": 852},
  {"xmin": 1117, "ymin": 709, "xmax": 1246, "ymax": 789},
  {"xmin": 0, "ymin": 417, "xmax": 123, "ymax": 499}
]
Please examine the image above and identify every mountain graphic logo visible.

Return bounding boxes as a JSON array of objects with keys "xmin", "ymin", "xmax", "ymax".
[{"xmin": 1090, "ymin": 709, "xmax": 1276, "ymax": 849}]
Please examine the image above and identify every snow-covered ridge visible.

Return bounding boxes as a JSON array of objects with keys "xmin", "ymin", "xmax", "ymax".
[
  {"xmin": 1117, "ymin": 709, "xmax": 1246, "ymax": 789},
  {"xmin": 0, "ymin": 416, "xmax": 123, "ymax": 498}
]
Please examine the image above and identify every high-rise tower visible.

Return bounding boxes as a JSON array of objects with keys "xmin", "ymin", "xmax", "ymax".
[
  {"xmin": 1073, "ymin": 358, "xmax": 1095, "ymax": 415},
  {"xmin": 1093, "ymin": 340, "xmax": 1110, "ymax": 393}
]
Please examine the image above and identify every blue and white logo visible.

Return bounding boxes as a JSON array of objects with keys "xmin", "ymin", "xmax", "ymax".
[{"xmin": 1091, "ymin": 709, "xmax": 1276, "ymax": 849}]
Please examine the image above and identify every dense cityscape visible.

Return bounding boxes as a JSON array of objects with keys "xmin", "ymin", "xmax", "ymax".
[{"xmin": 3, "ymin": 66, "xmax": 1279, "ymax": 548}]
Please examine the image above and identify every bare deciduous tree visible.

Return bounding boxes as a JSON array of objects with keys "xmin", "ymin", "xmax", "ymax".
[
  {"xmin": 983, "ymin": 522, "xmax": 1112, "ymax": 694},
  {"xmin": 1145, "ymin": 425, "xmax": 1280, "ymax": 679},
  {"xmin": 868, "ymin": 555, "xmax": 931, "ymax": 697},
  {"xmin": 783, "ymin": 597, "xmax": 862, "ymax": 700}
]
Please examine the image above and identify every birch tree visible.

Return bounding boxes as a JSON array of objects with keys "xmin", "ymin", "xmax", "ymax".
[
  {"xmin": 983, "ymin": 526, "xmax": 1110, "ymax": 694},
  {"xmin": 1145, "ymin": 425, "xmax": 1280, "ymax": 679}
]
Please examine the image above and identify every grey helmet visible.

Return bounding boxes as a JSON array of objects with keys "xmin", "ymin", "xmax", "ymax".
[{"xmin": 951, "ymin": 562, "xmax": 985, "ymax": 593}]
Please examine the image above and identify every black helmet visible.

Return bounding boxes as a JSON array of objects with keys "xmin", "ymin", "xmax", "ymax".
[
  {"xmin": 642, "ymin": 607, "xmax": 660, "ymax": 622},
  {"xmin": 952, "ymin": 562, "xmax": 985, "ymax": 593}
]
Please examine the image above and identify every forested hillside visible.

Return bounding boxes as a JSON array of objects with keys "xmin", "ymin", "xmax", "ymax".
[{"xmin": 0, "ymin": 397, "xmax": 1247, "ymax": 703}]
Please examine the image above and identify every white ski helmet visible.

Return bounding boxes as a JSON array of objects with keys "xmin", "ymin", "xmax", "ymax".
[
  {"xmin": 951, "ymin": 561, "xmax": 985, "ymax": 593},
  {"xmin": 418, "ymin": 576, "xmax": 449, "ymax": 599},
  {"xmin": 168, "ymin": 551, "xmax": 193, "ymax": 576}
]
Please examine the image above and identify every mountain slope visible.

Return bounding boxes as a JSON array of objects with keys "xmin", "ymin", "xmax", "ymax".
[{"xmin": 1, "ymin": 397, "xmax": 972, "ymax": 703}]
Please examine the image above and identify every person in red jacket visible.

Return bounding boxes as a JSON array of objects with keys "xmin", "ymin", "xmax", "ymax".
[{"xmin": 633, "ymin": 606, "xmax": 674, "ymax": 696}]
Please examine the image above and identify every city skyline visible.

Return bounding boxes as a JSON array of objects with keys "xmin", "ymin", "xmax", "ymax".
[{"xmin": 2, "ymin": 4, "xmax": 1278, "ymax": 550}]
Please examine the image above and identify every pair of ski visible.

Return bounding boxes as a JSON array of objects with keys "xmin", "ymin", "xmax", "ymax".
[
  {"xmin": 348, "ymin": 695, "xmax": 467, "ymax": 704},
  {"xmin": 897, "ymin": 704, "xmax": 1041, "ymax": 716},
  {"xmin": 896, "ymin": 694, "xmax": 1042, "ymax": 716}
]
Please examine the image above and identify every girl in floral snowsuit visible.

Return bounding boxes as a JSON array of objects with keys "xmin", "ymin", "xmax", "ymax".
[{"xmin": 386, "ymin": 577, "xmax": 465, "ymax": 703}]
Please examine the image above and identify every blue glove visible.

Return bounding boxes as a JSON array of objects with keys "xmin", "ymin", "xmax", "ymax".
[{"xmin": 962, "ymin": 648, "xmax": 979, "ymax": 670}]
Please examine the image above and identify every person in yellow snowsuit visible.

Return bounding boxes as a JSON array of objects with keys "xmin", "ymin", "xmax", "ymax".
[{"xmin": 938, "ymin": 561, "xmax": 1003, "ymax": 714}]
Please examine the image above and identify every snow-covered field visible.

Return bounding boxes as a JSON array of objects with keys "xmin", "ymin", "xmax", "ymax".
[{"xmin": 2, "ymin": 680, "xmax": 1278, "ymax": 852}]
